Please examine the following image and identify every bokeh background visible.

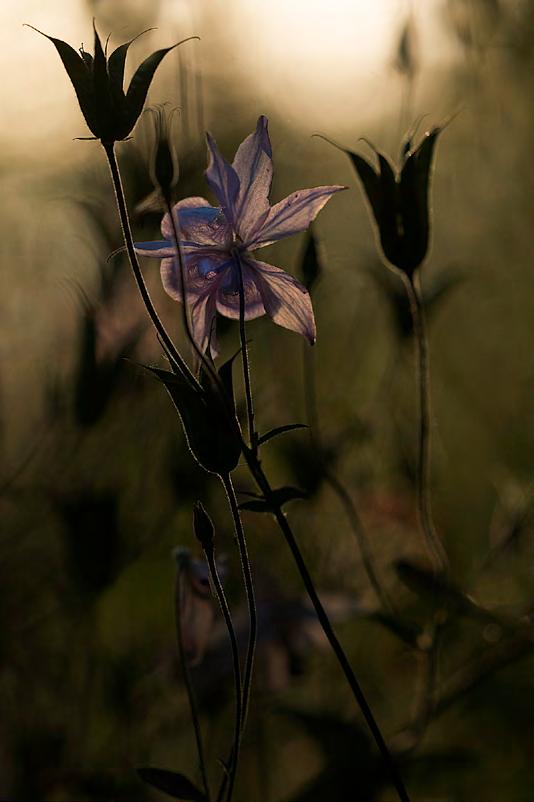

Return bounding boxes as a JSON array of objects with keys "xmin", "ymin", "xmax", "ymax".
[{"xmin": 2, "ymin": 0, "xmax": 534, "ymax": 800}]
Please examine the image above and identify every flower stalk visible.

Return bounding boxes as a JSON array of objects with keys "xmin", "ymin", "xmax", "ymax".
[{"xmin": 401, "ymin": 272, "xmax": 448, "ymax": 574}]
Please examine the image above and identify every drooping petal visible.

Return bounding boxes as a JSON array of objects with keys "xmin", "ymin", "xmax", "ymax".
[
  {"xmin": 205, "ymin": 133, "xmax": 240, "ymax": 228},
  {"xmin": 162, "ymin": 197, "xmax": 231, "ymax": 247},
  {"xmin": 232, "ymin": 116, "xmax": 273, "ymax": 243},
  {"xmin": 246, "ymin": 258, "xmax": 317, "ymax": 344},
  {"xmin": 215, "ymin": 259, "xmax": 266, "ymax": 321},
  {"xmin": 134, "ymin": 239, "xmax": 174, "ymax": 258},
  {"xmin": 190, "ymin": 290, "xmax": 219, "ymax": 357},
  {"xmin": 249, "ymin": 185, "xmax": 346, "ymax": 249}
]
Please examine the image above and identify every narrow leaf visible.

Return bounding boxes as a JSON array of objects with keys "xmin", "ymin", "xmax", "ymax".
[
  {"xmin": 137, "ymin": 767, "xmax": 207, "ymax": 801},
  {"xmin": 258, "ymin": 423, "xmax": 307, "ymax": 446},
  {"xmin": 239, "ymin": 486, "xmax": 307, "ymax": 513}
]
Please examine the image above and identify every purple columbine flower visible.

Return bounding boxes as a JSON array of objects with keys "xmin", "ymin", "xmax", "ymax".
[{"xmin": 135, "ymin": 116, "xmax": 346, "ymax": 353}]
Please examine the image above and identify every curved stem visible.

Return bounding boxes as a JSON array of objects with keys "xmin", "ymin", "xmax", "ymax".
[
  {"xmin": 220, "ymin": 474, "xmax": 257, "ymax": 734},
  {"xmin": 175, "ymin": 566, "xmax": 211, "ymax": 802},
  {"xmin": 302, "ymin": 344, "xmax": 395, "ymax": 614},
  {"xmin": 202, "ymin": 546, "xmax": 242, "ymax": 802},
  {"xmin": 242, "ymin": 450, "xmax": 411, "ymax": 802},
  {"xmin": 103, "ymin": 143, "xmax": 198, "ymax": 390},
  {"xmin": 235, "ymin": 252, "xmax": 256, "ymax": 453},
  {"xmin": 401, "ymin": 272, "xmax": 448, "ymax": 574}
]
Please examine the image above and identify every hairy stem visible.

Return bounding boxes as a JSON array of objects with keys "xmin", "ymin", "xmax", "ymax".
[
  {"xmin": 175, "ymin": 565, "xmax": 211, "ymax": 802},
  {"xmin": 402, "ymin": 272, "xmax": 448, "ymax": 574}
]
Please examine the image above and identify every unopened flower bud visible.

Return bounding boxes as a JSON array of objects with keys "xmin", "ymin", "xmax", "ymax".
[{"xmin": 193, "ymin": 501, "xmax": 215, "ymax": 553}]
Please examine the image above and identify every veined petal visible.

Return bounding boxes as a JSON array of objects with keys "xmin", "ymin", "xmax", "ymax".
[
  {"xmin": 205, "ymin": 133, "xmax": 240, "ymax": 228},
  {"xmin": 249, "ymin": 185, "xmax": 346, "ymax": 249},
  {"xmin": 232, "ymin": 116, "xmax": 273, "ymax": 243},
  {"xmin": 246, "ymin": 258, "xmax": 316, "ymax": 344},
  {"xmin": 215, "ymin": 259, "xmax": 266, "ymax": 321},
  {"xmin": 162, "ymin": 196, "xmax": 231, "ymax": 247},
  {"xmin": 134, "ymin": 239, "xmax": 174, "ymax": 258},
  {"xmin": 190, "ymin": 290, "xmax": 219, "ymax": 358},
  {"xmin": 160, "ymin": 252, "xmax": 231, "ymax": 303}
]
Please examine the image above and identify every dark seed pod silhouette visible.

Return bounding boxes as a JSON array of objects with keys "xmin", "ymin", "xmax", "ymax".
[{"xmin": 27, "ymin": 21, "xmax": 198, "ymax": 144}]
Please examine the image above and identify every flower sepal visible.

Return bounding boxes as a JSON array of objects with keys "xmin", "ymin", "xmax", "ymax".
[
  {"xmin": 146, "ymin": 348, "xmax": 242, "ymax": 476},
  {"xmin": 332, "ymin": 126, "xmax": 444, "ymax": 276},
  {"xmin": 27, "ymin": 21, "xmax": 198, "ymax": 144}
]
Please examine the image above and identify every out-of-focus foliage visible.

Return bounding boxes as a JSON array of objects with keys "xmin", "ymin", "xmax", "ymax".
[{"xmin": 2, "ymin": 1, "xmax": 534, "ymax": 800}]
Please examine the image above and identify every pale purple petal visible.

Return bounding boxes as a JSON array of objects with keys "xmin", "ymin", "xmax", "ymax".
[
  {"xmin": 162, "ymin": 197, "xmax": 231, "ymax": 247},
  {"xmin": 215, "ymin": 259, "xmax": 266, "ymax": 321},
  {"xmin": 190, "ymin": 290, "xmax": 219, "ymax": 358},
  {"xmin": 232, "ymin": 116, "xmax": 273, "ymax": 244},
  {"xmin": 246, "ymin": 258, "xmax": 316, "ymax": 344},
  {"xmin": 205, "ymin": 133, "xmax": 240, "ymax": 228},
  {"xmin": 134, "ymin": 240, "xmax": 174, "ymax": 258},
  {"xmin": 160, "ymin": 251, "xmax": 231, "ymax": 303},
  {"xmin": 248, "ymin": 185, "xmax": 346, "ymax": 249}
]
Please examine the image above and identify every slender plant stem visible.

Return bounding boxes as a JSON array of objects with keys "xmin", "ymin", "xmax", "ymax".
[
  {"xmin": 242, "ymin": 450, "xmax": 411, "ymax": 802},
  {"xmin": 202, "ymin": 547, "xmax": 242, "ymax": 802},
  {"xmin": 302, "ymin": 344, "xmax": 395, "ymax": 614},
  {"xmin": 175, "ymin": 564, "xmax": 211, "ymax": 802},
  {"xmin": 103, "ymin": 143, "xmax": 198, "ymax": 389},
  {"xmin": 401, "ymin": 271, "xmax": 448, "ymax": 574},
  {"xmin": 220, "ymin": 473, "xmax": 257, "ymax": 734},
  {"xmin": 235, "ymin": 251, "xmax": 256, "ymax": 453}
]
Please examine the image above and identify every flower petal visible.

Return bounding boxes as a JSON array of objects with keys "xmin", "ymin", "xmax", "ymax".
[
  {"xmin": 232, "ymin": 116, "xmax": 273, "ymax": 243},
  {"xmin": 249, "ymin": 185, "xmax": 346, "ymax": 249},
  {"xmin": 162, "ymin": 196, "xmax": 231, "ymax": 247},
  {"xmin": 190, "ymin": 290, "xmax": 219, "ymax": 358},
  {"xmin": 246, "ymin": 258, "xmax": 316, "ymax": 344},
  {"xmin": 205, "ymin": 133, "xmax": 240, "ymax": 228},
  {"xmin": 215, "ymin": 259, "xmax": 266, "ymax": 321},
  {"xmin": 134, "ymin": 239, "xmax": 174, "ymax": 258},
  {"xmin": 160, "ymin": 252, "xmax": 231, "ymax": 303}
]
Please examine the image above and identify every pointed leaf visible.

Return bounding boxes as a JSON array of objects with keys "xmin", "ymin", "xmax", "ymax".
[
  {"xmin": 26, "ymin": 26, "xmax": 99, "ymax": 135},
  {"xmin": 239, "ymin": 486, "xmax": 307, "ymax": 513},
  {"xmin": 258, "ymin": 423, "xmax": 308, "ymax": 446},
  {"xmin": 137, "ymin": 767, "xmax": 207, "ymax": 801},
  {"xmin": 123, "ymin": 37, "xmax": 198, "ymax": 137}
]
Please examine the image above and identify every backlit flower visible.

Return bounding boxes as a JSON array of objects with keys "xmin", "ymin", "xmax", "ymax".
[{"xmin": 135, "ymin": 116, "xmax": 346, "ymax": 352}]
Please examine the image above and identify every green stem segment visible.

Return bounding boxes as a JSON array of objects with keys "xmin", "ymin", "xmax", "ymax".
[
  {"xmin": 175, "ymin": 565, "xmax": 211, "ymax": 802},
  {"xmin": 402, "ymin": 272, "xmax": 448, "ymax": 574}
]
